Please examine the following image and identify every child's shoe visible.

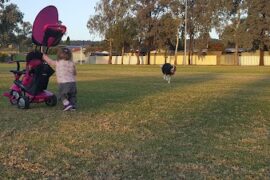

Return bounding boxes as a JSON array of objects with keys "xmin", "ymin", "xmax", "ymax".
[
  {"xmin": 71, "ymin": 106, "xmax": 76, "ymax": 111},
  {"xmin": 63, "ymin": 104, "xmax": 73, "ymax": 111}
]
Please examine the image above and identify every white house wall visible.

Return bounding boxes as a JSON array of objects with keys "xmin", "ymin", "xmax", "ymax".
[{"xmin": 72, "ymin": 52, "xmax": 86, "ymax": 63}]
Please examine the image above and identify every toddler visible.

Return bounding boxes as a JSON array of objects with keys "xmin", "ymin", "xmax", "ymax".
[{"xmin": 43, "ymin": 47, "xmax": 77, "ymax": 111}]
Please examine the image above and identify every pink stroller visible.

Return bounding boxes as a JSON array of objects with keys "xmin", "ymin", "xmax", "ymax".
[{"xmin": 3, "ymin": 6, "xmax": 66, "ymax": 109}]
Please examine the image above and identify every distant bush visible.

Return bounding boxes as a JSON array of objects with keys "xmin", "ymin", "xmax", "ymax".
[
  {"xmin": 0, "ymin": 53, "xmax": 9, "ymax": 63},
  {"xmin": 14, "ymin": 54, "xmax": 26, "ymax": 61}
]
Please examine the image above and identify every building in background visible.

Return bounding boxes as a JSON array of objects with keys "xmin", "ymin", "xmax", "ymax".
[{"xmin": 66, "ymin": 45, "xmax": 86, "ymax": 64}]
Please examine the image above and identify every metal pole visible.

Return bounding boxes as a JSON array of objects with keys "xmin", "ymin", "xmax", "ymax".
[{"xmin": 184, "ymin": 0, "xmax": 188, "ymax": 65}]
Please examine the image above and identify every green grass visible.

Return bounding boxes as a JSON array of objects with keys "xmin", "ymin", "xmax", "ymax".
[{"xmin": 0, "ymin": 64, "xmax": 269, "ymax": 179}]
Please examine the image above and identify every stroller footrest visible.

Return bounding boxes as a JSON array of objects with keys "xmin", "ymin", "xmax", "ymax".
[{"xmin": 3, "ymin": 92, "xmax": 11, "ymax": 98}]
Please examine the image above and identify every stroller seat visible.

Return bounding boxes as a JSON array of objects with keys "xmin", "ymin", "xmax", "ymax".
[
  {"xmin": 25, "ymin": 62, "xmax": 54, "ymax": 95},
  {"xmin": 43, "ymin": 24, "xmax": 66, "ymax": 47},
  {"xmin": 19, "ymin": 51, "xmax": 55, "ymax": 95}
]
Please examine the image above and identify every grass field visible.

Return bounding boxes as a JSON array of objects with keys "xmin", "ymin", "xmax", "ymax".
[{"xmin": 0, "ymin": 64, "xmax": 269, "ymax": 179}]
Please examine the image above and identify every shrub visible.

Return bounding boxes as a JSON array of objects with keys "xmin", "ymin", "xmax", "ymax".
[{"xmin": 0, "ymin": 53, "xmax": 9, "ymax": 63}]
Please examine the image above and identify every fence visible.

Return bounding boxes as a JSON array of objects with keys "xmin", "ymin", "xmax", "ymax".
[{"xmin": 85, "ymin": 52, "xmax": 270, "ymax": 66}]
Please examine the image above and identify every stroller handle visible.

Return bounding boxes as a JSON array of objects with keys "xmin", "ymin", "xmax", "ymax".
[
  {"xmin": 9, "ymin": 60, "xmax": 26, "ymax": 78},
  {"xmin": 14, "ymin": 60, "xmax": 26, "ymax": 71}
]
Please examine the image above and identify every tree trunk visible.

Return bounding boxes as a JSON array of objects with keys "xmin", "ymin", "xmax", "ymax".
[
  {"xmin": 108, "ymin": 38, "xmax": 112, "ymax": 64},
  {"xmin": 234, "ymin": 9, "xmax": 241, "ymax": 66},
  {"xmin": 188, "ymin": 33, "xmax": 194, "ymax": 65},
  {"xmin": 136, "ymin": 49, "xmax": 140, "ymax": 65},
  {"xmin": 165, "ymin": 49, "xmax": 168, "ymax": 64},
  {"xmin": 188, "ymin": 47, "xmax": 191, "ymax": 65},
  {"xmin": 174, "ymin": 33, "xmax": 179, "ymax": 65},
  {"xmin": 234, "ymin": 43, "xmax": 239, "ymax": 66},
  {"xmin": 259, "ymin": 48, "xmax": 264, "ymax": 66},
  {"xmin": 147, "ymin": 51, "xmax": 151, "ymax": 65},
  {"xmin": 216, "ymin": 53, "xmax": 221, "ymax": 65},
  {"xmin": 121, "ymin": 46, "xmax": 124, "ymax": 65}
]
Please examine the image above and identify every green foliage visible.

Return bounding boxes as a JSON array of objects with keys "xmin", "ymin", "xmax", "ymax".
[
  {"xmin": 109, "ymin": 17, "xmax": 138, "ymax": 53},
  {"xmin": 65, "ymin": 36, "xmax": 71, "ymax": 45},
  {"xmin": 84, "ymin": 41, "xmax": 108, "ymax": 54},
  {"xmin": 0, "ymin": 3, "xmax": 23, "ymax": 47},
  {"xmin": 245, "ymin": 0, "xmax": 270, "ymax": 49},
  {"xmin": 13, "ymin": 53, "xmax": 25, "ymax": 61},
  {"xmin": 88, "ymin": 0, "xmax": 182, "ymax": 57},
  {"xmin": 153, "ymin": 13, "xmax": 180, "ymax": 50},
  {"xmin": 0, "ymin": 1, "xmax": 32, "ymax": 50},
  {"xmin": 0, "ymin": 53, "xmax": 8, "ymax": 62}
]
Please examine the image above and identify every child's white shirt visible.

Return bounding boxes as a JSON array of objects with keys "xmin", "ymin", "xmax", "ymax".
[{"xmin": 55, "ymin": 60, "xmax": 76, "ymax": 83}]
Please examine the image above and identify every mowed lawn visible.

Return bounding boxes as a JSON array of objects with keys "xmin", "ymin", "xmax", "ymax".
[{"xmin": 0, "ymin": 64, "xmax": 269, "ymax": 179}]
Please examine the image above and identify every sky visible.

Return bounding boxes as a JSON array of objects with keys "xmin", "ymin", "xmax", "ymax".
[
  {"xmin": 10, "ymin": 0, "xmax": 219, "ymax": 41},
  {"xmin": 10, "ymin": 0, "xmax": 100, "ymax": 41}
]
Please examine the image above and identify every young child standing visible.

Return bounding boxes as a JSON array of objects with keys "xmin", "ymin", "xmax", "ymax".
[{"xmin": 43, "ymin": 47, "xmax": 77, "ymax": 111}]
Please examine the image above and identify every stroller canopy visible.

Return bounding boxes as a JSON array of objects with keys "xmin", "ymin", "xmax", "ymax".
[{"xmin": 32, "ymin": 6, "xmax": 66, "ymax": 47}]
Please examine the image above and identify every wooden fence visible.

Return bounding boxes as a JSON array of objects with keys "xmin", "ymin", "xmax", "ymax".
[{"xmin": 85, "ymin": 52, "xmax": 270, "ymax": 66}]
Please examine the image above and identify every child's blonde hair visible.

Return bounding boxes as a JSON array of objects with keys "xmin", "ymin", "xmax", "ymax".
[{"xmin": 57, "ymin": 47, "xmax": 72, "ymax": 61}]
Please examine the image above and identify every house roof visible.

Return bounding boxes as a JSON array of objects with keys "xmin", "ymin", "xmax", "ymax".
[
  {"xmin": 225, "ymin": 48, "xmax": 245, "ymax": 53},
  {"xmin": 64, "ymin": 45, "xmax": 83, "ymax": 52}
]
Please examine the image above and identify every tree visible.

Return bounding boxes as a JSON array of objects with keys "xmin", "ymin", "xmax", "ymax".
[
  {"xmin": 134, "ymin": 0, "xmax": 162, "ymax": 64},
  {"xmin": 88, "ymin": 0, "xmax": 134, "ymax": 64},
  {"xmin": 16, "ymin": 21, "xmax": 32, "ymax": 51},
  {"xmin": 154, "ymin": 0, "xmax": 182, "ymax": 65},
  {"xmin": 0, "ymin": 0, "xmax": 8, "ymax": 8},
  {"xmin": 87, "ymin": 0, "xmax": 115, "ymax": 64},
  {"xmin": 217, "ymin": 0, "xmax": 247, "ymax": 65},
  {"xmin": 215, "ymin": 0, "xmax": 270, "ymax": 66},
  {"xmin": 154, "ymin": 13, "xmax": 180, "ymax": 63},
  {"xmin": 170, "ymin": 0, "xmax": 183, "ymax": 65},
  {"xmin": 245, "ymin": 0, "xmax": 270, "ymax": 65},
  {"xmin": 87, "ymin": 0, "xmax": 193, "ymax": 65},
  {"xmin": 110, "ymin": 16, "xmax": 138, "ymax": 64},
  {"xmin": 134, "ymin": 0, "xmax": 181, "ymax": 64},
  {"xmin": 0, "ymin": 2, "xmax": 23, "ymax": 47},
  {"xmin": 184, "ymin": 0, "xmax": 221, "ymax": 64},
  {"xmin": 66, "ymin": 36, "xmax": 71, "ymax": 45}
]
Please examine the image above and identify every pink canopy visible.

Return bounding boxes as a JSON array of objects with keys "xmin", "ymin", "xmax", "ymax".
[{"xmin": 32, "ymin": 5, "xmax": 66, "ymax": 47}]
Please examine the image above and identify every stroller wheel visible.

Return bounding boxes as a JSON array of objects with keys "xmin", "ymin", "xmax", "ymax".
[
  {"xmin": 9, "ymin": 90, "xmax": 20, "ymax": 105},
  {"xmin": 45, "ymin": 95, "xmax": 57, "ymax": 107},
  {"xmin": 17, "ymin": 96, "xmax": 30, "ymax": 109}
]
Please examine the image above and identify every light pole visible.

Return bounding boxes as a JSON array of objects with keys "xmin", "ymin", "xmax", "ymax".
[{"xmin": 184, "ymin": 0, "xmax": 188, "ymax": 65}]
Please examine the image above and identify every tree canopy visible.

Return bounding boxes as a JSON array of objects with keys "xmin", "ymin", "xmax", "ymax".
[
  {"xmin": 0, "ymin": 0, "xmax": 31, "ymax": 49},
  {"xmin": 245, "ymin": 0, "xmax": 270, "ymax": 65},
  {"xmin": 88, "ymin": 0, "xmax": 182, "ymax": 64},
  {"xmin": 87, "ymin": 0, "xmax": 270, "ymax": 65},
  {"xmin": 2, "ymin": 0, "xmax": 269, "ymax": 65}
]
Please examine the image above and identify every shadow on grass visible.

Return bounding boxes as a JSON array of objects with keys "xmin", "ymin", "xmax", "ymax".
[
  {"xmin": 4, "ymin": 71, "xmax": 269, "ymax": 178},
  {"xmin": 0, "ymin": 72, "xmax": 221, "ymax": 178},
  {"xmin": 77, "ymin": 73, "xmax": 220, "ymax": 112},
  {"xmin": 0, "ymin": 72, "xmax": 220, "ymax": 132},
  {"xmin": 133, "ymin": 75, "xmax": 270, "ymax": 178}
]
